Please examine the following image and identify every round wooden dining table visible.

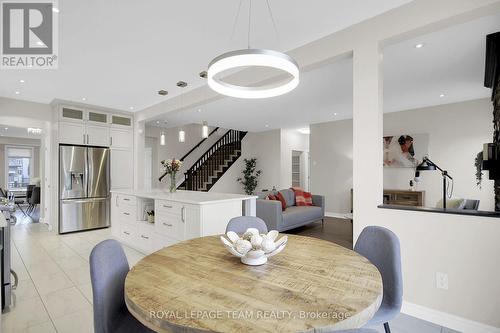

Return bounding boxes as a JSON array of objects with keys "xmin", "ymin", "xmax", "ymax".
[{"xmin": 125, "ymin": 234, "xmax": 383, "ymax": 333}]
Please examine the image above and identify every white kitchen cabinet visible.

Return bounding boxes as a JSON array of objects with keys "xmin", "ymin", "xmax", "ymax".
[
  {"xmin": 110, "ymin": 190, "xmax": 255, "ymax": 255},
  {"xmin": 183, "ymin": 204, "xmax": 201, "ymax": 240},
  {"xmin": 60, "ymin": 106, "xmax": 85, "ymax": 123},
  {"xmin": 110, "ymin": 149, "xmax": 134, "ymax": 189},
  {"xmin": 59, "ymin": 122, "xmax": 85, "ymax": 145},
  {"xmin": 58, "ymin": 105, "xmax": 133, "ymax": 148},
  {"xmin": 86, "ymin": 124, "xmax": 110, "ymax": 146},
  {"xmin": 110, "ymin": 128, "xmax": 133, "ymax": 149}
]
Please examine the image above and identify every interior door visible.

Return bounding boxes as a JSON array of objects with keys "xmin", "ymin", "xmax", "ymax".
[
  {"xmin": 59, "ymin": 146, "xmax": 87, "ymax": 199},
  {"xmin": 87, "ymin": 147, "xmax": 110, "ymax": 198}
]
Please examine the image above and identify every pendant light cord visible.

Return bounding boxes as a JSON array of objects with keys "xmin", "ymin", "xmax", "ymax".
[
  {"xmin": 247, "ymin": 0, "xmax": 252, "ymax": 49},
  {"xmin": 229, "ymin": 0, "xmax": 243, "ymax": 42},
  {"xmin": 266, "ymin": 0, "xmax": 280, "ymax": 44}
]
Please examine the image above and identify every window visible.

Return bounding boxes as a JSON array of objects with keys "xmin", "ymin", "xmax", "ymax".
[{"xmin": 6, "ymin": 147, "xmax": 32, "ymax": 190}]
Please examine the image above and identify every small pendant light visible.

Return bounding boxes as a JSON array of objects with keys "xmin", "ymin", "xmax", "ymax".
[
  {"xmin": 160, "ymin": 131, "xmax": 166, "ymax": 146},
  {"xmin": 202, "ymin": 121, "xmax": 209, "ymax": 138},
  {"xmin": 178, "ymin": 128, "xmax": 185, "ymax": 143}
]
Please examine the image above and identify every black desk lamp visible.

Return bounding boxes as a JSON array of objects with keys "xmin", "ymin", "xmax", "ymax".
[{"xmin": 414, "ymin": 157, "xmax": 453, "ymax": 209}]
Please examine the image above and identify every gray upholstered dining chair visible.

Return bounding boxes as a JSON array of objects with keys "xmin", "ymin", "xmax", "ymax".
[
  {"xmin": 354, "ymin": 226, "xmax": 402, "ymax": 333},
  {"xmin": 90, "ymin": 239, "xmax": 154, "ymax": 333},
  {"xmin": 226, "ymin": 216, "xmax": 268, "ymax": 234}
]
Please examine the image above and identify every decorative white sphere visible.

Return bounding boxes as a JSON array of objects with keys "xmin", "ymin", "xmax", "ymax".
[
  {"xmin": 235, "ymin": 239, "xmax": 252, "ymax": 255},
  {"xmin": 250, "ymin": 234, "xmax": 263, "ymax": 249}
]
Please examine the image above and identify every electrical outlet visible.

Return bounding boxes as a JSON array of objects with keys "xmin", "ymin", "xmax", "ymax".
[{"xmin": 436, "ymin": 272, "xmax": 448, "ymax": 290}]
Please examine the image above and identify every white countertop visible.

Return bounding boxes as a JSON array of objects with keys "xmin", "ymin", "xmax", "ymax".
[{"xmin": 110, "ymin": 189, "xmax": 257, "ymax": 205}]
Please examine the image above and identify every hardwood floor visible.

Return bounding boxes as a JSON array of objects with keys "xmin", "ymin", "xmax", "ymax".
[{"xmin": 286, "ymin": 217, "xmax": 353, "ymax": 249}]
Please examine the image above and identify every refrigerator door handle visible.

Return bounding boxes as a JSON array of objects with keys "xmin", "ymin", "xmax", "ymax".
[{"xmin": 62, "ymin": 198, "xmax": 108, "ymax": 204}]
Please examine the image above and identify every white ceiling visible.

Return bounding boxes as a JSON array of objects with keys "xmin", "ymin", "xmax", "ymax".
[
  {"xmin": 148, "ymin": 12, "xmax": 500, "ymax": 132},
  {"xmin": 0, "ymin": 0, "xmax": 412, "ymax": 111}
]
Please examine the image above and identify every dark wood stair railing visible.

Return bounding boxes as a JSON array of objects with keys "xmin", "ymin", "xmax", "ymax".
[
  {"xmin": 158, "ymin": 126, "xmax": 220, "ymax": 182},
  {"xmin": 179, "ymin": 127, "xmax": 220, "ymax": 162},
  {"xmin": 180, "ymin": 129, "xmax": 247, "ymax": 191}
]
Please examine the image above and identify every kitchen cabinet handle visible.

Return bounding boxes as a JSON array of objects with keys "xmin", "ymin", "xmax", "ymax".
[
  {"xmin": 181, "ymin": 207, "xmax": 185, "ymax": 223},
  {"xmin": 123, "ymin": 231, "xmax": 130, "ymax": 235},
  {"xmin": 110, "ymin": 136, "xmax": 113, "ymax": 146},
  {"xmin": 141, "ymin": 235, "xmax": 149, "ymax": 239},
  {"xmin": 123, "ymin": 198, "xmax": 130, "ymax": 201},
  {"xmin": 123, "ymin": 212, "xmax": 130, "ymax": 216},
  {"xmin": 162, "ymin": 223, "xmax": 173, "ymax": 227},
  {"xmin": 116, "ymin": 195, "xmax": 119, "ymax": 206},
  {"xmin": 87, "ymin": 134, "xmax": 89, "ymax": 144},
  {"xmin": 163, "ymin": 205, "xmax": 173, "ymax": 209},
  {"xmin": 83, "ymin": 134, "xmax": 85, "ymax": 144}
]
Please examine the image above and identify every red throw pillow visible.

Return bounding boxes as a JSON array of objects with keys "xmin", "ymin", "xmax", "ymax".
[
  {"xmin": 275, "ymin": 192, "xmax": 287, "ymax": 211},
  {"xmin": 291, "ymin": 187, "xmax": 313, "ymax": 206},
  {"xmin": 266, "ymin": 194, "xmax": 277, "ymax": 200}
]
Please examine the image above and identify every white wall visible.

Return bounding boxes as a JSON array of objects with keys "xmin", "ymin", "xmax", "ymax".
[{"xmin": 310, "ymin": 119, "xmax": 353, "ymax": 214}]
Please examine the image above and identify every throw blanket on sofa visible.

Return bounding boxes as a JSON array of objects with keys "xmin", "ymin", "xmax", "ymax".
[{"xmin": 291, "ymin": 187, "xmax": 313, "ymax": 206}]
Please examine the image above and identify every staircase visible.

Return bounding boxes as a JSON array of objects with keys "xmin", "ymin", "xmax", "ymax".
[{"xmin": 178, "ymin": 129, "xmax": 247, "ymax": 191}]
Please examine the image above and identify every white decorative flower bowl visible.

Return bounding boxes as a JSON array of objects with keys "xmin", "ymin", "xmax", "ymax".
[{"xmin": 220, "ymin": 228, "xmax": 288, "ymax": 266}]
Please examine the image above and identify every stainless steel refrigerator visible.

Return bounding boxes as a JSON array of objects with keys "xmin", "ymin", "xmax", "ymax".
[{"xmin": 59, "ymin": 145, "xmax": 110, "ymax": 234}]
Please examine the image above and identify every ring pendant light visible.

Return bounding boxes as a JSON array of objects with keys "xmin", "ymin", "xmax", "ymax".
[{"xmin": 207, "ymin": 0, "xmax": 299, "ymax": 99}]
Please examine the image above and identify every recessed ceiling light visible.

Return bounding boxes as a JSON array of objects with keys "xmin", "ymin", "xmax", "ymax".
[
  {"xmin": 82, "ymin": 97, "xmax": 87, "ymax": 101},
  {"xmin": 176, "ymin": 81, "xmax": 188, "ymax": 88},
  {"xmin": 19, "ymin": 79, "xmax": 25, "ymax": 83},
  {"xmin": 333, "ymin": 113, "xmax": 338, "ymax": 116},
  {"xmin": 415, "ymin": 43, "xmax": 425, "ymax": 49},
  {"xmin": 14, "ymin": 91, "xmax": 20, "ymax": 95},
  {"xmin": 52, "ymin": 7, "xmax": 60, "ymax": 13},
  {"xmin": 156, "ymin": 120, "xmax": 160, "ymax": 124},
  {"xmin": 129, "ymin": 107, "xmax": 134, "ymax": 110},
  {"xmin": 265, "ymin": 124, "xmax": 269, "ymax": 128},
  {"xmin": 4, "ymin": 127, "xmax": 8, "ymax": 130},
  {"xmin": 439, "ymin": 94, "xmax": 445, "ymax": 98},
  {"xmin": 158, "ymin": 90, "xmax": 168, "ymax": 96},
  {"xmin": 197, "ymin": 109, "xmax": 201, "ymax": 113}
]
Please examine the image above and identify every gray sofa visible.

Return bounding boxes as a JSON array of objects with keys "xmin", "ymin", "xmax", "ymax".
[{"xmin": 256, "ymin": 189, "xmax": 325, "ymax": 232}]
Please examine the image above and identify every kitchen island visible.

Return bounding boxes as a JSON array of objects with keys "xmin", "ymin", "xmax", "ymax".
[{"xmin": 110, "ymin": 189, "xmax": 257, "ymax": 254}]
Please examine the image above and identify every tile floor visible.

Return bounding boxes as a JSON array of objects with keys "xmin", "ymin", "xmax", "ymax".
[
  {"xmin": 2, "ymin": 221, "xmax": 144, "ymax": 333},
  {"xmin": 2, "ymin": 218, "xmax": 460, "ymax": 333}
]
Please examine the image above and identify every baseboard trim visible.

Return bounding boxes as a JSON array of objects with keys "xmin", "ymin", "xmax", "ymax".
[
  {"xmin": 402, "ymin": 301, "xmax": 500, "ymax": 333},
  {"xmin": 325, "ymin": 211, "xmax": 351, "ymax": 219}
]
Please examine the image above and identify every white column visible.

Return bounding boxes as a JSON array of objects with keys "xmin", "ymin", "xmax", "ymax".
[
  {"xmin": 243, "ymin": 198, "xmax": 257, "ymax": 217},
  {"xmin": 134, "ymin": 120, "xmax": 146, "ymax": 190},
  {"xmin": 352, "ymin": 41, "xmax": 383, "ymax": 242}
]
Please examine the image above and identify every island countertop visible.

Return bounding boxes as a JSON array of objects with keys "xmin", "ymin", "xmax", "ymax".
[{"xmin": 110, "ymin": 189, "xmax": 257, "ymax": 205}]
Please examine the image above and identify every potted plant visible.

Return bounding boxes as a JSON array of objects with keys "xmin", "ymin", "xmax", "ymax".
[
  {"xmin": 146, "ymin": 210, "xmax": 155, "ymax": 223},
  {"xmin": 161, "ymin": 159, "xmax": 183, "ymax": 193},
  {"xmin": 237, "ymin": 158, "xmax": 262, "ymax": 195}
]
